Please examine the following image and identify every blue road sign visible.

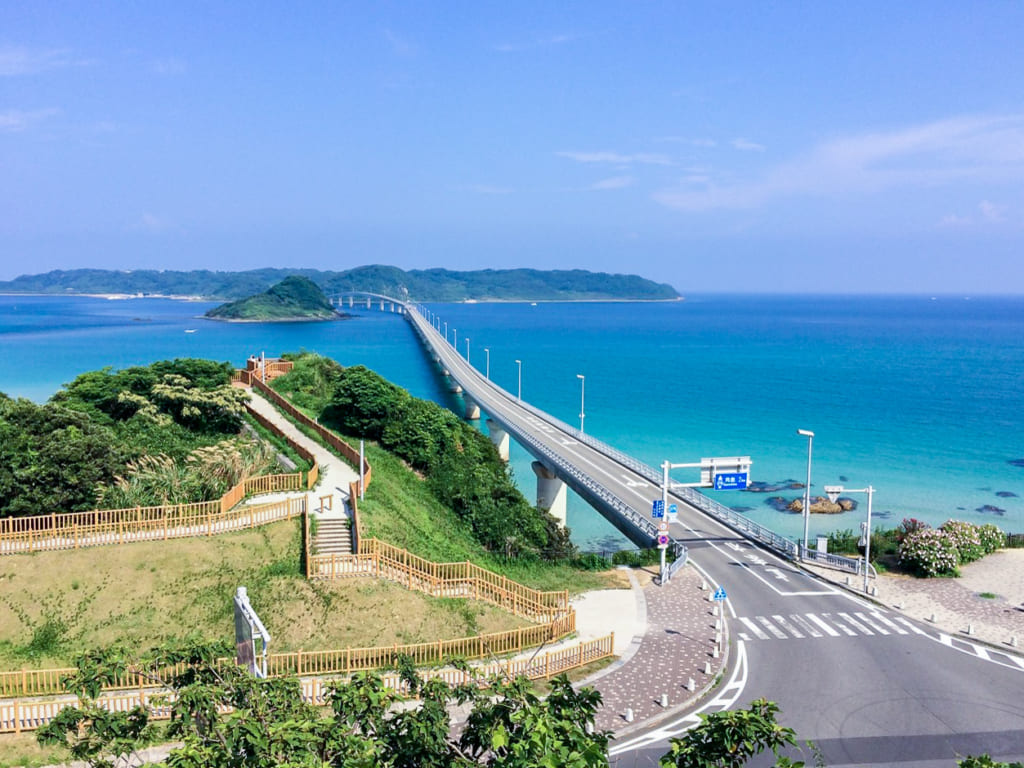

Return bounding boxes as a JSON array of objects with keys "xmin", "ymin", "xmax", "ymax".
[
  {"xmin": 713, "ymin": 472, "xmax": 749, "ymax": 491},
  {"xmin": 713, "ymin": 586, "xmax": 727, "ymax": 601},
  {"xmin": 652, "ymin": 499, "xmax": 665, "ymax": 518},
  {"xmin": 668, "ymin": 504, "xmax": 677, "ymax": 517}
]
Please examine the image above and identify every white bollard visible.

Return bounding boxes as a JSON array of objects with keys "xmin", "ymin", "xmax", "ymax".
[
  {"xmin": 660, "ymin": 693, "xmax": 668, "ymax": 708},
  {"xmin": 871, "ymin": 586, "xmax": 879, "ymax": 597},
  {"xmin": 701, "ymin": 580, "xmax": 708, "ymax": 590},
  {"xmin": 715, "ymin": 619, "xmax": 722, "ymax": 631},
  {"xmin": 929, "ymin": 613, "xmax": 937, "ymax": 623},
  {"xmin": 712, "ymin": 646, "xmax": 720, "ymax": 658},
  {"xmin": 715, "ymin": 632, "xmax": 722, "ymax": 646},
  {"xmin": 687, "ymin": 677, "xmax": 696, "ymax": 691},
  {"xmin": 704, "ymin": 661, "xmax": 712, "ymax": 675},
  {"xmin": 712, "ymin": 604, "xmax": 719, "ymax": 617},
  {"xmin": 625, "ymin": 708, "xmax": 634, "ymax": 723},
  {"xmin": 845, "ymin": 576, "xmax": 851, "ymax": 586},
  {"xmin": 1011, "ymin": 636, "xmax": 1018, "ymax": 648},
  {"xmin": 966, "ymin": 624, "xmax": 975, "ymax": 636}
]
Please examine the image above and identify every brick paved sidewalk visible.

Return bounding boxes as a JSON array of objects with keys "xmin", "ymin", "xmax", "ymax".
[{"xmin": 587, "ymin": 565, "xmax": 725, "ymax": 734}]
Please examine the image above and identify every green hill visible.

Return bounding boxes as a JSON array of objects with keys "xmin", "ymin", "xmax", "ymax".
[
  {"xmin": 0, "ymin": 265, "xmax": 681, "ymax": 302},
  {"xmin": 205, "ymin": 276, "xmax": 340, "ymax": 322}
]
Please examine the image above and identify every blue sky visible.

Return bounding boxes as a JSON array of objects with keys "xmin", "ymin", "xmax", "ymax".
[{"xmin": 2, "ymin": 2, "xmax": 1023, "ymax": 293}]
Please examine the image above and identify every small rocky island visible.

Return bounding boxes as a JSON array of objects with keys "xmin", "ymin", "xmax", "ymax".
[{"xmin": 205, "ymin": 276, "xmax": 344, "ymax": 322}]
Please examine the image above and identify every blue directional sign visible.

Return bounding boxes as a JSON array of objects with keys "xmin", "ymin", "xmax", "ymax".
[
  {"xmin": 713, "ymin": 472, "xmax": 749, "ymax": 491},
  {"xmin": 652, "ymin": 499, "xmax": 665, "ymax": 518},
  {"xmin": 668, "ymin": 504, "xmax": 677, "ymax": 518},
  {"xmin": 713, "ymin": 586, "xmax": 727, "ymax": 601}
]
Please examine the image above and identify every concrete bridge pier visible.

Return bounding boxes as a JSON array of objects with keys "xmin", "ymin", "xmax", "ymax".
[
  {"xmin": 366, "ymin": 298, "xmax": 372, "ymax": 309},
  {"xmin": 486, "ymin": 419, "xmax": 510, "ymax": 461},
  {"xmin": 464, "ymin": 395, "xmax": 481, "ymax": 420},
  {"xmin": 348, "ymin": 296, "xmax": 353, "ymax": 308},
  {"xmin": 532, "ymin": 461, "xmax": 567, "ymax": 525}
]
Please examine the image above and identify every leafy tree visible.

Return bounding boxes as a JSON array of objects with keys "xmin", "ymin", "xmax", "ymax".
[
  {"xmin": 659, "ymin": 698, "xmax": 803, "ymax": 768},
  {"xmin": 41, "ymin": 642, "xmax": 611, "ymax": 768},
  {"xmin": 0, "ymin": 397, "xmax": 122, "ymax": 516}
]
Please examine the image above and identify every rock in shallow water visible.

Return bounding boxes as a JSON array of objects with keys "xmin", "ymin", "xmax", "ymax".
[
  {"xmin": 976, "ymin": 504, "xmax": 1006, "ymax": 516},
  {"xmin": 995, "ymin": 490, "xmax": 1018, "ymax": 498}
]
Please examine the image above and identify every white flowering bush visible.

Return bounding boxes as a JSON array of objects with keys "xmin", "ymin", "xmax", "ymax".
[
  {"xmin": 899, "ymin": 528, "xmax": 960, "ymax": 577},
  {"xmin": 977, "ymin": 523, "xmax": 1005, "ymax": 555},
  {"xmin": 939, "ymin": 520, "xmax": 985, "ymax": 564}
]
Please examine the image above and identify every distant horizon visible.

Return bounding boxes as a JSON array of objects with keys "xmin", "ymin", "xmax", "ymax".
[{"xmin": 3, "ymin": 4, "xmax": 1023, "ymax": 294}]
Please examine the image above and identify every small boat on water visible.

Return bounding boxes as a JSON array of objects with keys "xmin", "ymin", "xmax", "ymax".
[{"xmin": 184, "ymin": 329, "xmax": 197, "ymax": 333}]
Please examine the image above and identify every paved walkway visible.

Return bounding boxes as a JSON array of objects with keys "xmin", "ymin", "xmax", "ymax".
[
  {"xmin": 244, "ymin": 389, "xmax": 359, "ymax": 517},
  {"xmin": 575, "ymin": 566, "xmax": 726, "ymax": 735}
]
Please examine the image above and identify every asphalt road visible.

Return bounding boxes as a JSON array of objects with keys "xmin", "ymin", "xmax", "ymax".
[{"xmin": 407, "ymin": 306, "xmax": 1024, "ymax": 767}]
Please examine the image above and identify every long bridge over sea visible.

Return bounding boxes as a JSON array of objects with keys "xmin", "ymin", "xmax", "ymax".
[{"xmin": 326, "ymin": 291, "xmax": 854, "ymax": 577}]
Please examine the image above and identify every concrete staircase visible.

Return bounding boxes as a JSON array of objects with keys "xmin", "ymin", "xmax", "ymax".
[{"xmin": 313, "ymin": 516, "xmax": 352, "ymax": 556}]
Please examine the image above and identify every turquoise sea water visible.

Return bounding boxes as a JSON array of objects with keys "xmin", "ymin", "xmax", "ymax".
[{"xmin": 2, "ymin": 293, "xmax": 1022, "ymax": 550}]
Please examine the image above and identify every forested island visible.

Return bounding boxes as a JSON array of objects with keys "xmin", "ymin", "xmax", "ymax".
[
  {"xmin": 0, "ymin": 265, "xmax": 680, "ymax": 302},
  {"xmin": 204, "ymin": 275, "xmax": 342, "ymax": 322}
]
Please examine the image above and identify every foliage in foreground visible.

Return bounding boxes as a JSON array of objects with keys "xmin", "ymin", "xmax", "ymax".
[{"xmin": 38, "ymin": 641, "xmax": 611, "ymax": 768}]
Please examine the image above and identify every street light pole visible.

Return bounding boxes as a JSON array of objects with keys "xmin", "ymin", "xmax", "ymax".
[
  {"xmin": 453, "ymin": 329, "xmax": 457, "ymax": 350},
  {"xmin": 515, "ymin": 359, "xmax": 522, "ymax": 400},
  {"xmin": 577, "ymin": 374, "xmax": 586, "ymax": 433},
  {"xmin": 465, "ymin": 337, "xmax": 470, "ymax": 362},
  {"xmin": 444, "ymin": 321, "xmax": 447, "ymax": 341},
  {"xmin": 825, "ymin": 483, "xmax": 875, "ymax": 593},
  {"xmin": 484, "ymin": 348, "xmax": 490, "ymax": 379},
  {"xmin": 798, "ymin": 429, "xmax": 814, "ymax": 559}
]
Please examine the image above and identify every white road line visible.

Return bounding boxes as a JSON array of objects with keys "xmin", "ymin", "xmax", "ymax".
[
  {"xmin": 895, "ymin": 617, "xmax": 929, "ymax": 636},
  {"xmin": 837, "ymin": 612, "xmax": 873, "ymax": 635},
  {"xmin": 855, "ymin": 612, "xmax": 889, "ymax": 635},
  {"xmin": 870, "ymin": 612, "xmax": 908, "ymax": 635},
  {"xmin": 975, "ymin": 646, "xmax": 991, "ymax": 661},
  {"xmin": 806, "ymin": 613, "xmax": 841, "ymax": 637},
  {"xmin": 771, "ymin": 615, "xmax": 804, "ymax": 638},
  {"xmin": 757, "ymin": 616, "xmax": 788, "ymax": 639},
  {"xmin": 738, "ymin": 617, "xmax": 770, "ymax": 640},
  {"xmin": 939, "ymin": 633, "xmax": 953, "ymax": 646},
  {"xmin": 788, "ymin": 614, "xmax": 823, "ymax": 638}
]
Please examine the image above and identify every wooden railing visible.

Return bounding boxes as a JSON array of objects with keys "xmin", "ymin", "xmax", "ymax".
[
  {"xmin": 247, "ymin": 376, "xmax": 371, "ymax": 488},
  {"xmin": 0, "ymin": 612, "xmax": 576, "ymax": 700},
  {"xmin": 309, "ymin": 536, "xmax": 571, "ymax": 623},
  {"xmin": 0, "ymin": 494, "xmax": 305, "ymax": 556},
  {"xmin": 0, "ymin": 633, "xmax": 613, "ymax": 734}
]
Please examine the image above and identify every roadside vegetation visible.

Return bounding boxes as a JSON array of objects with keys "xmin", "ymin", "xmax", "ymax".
[
  {"xmin": 271, "ymin": 352, "xmax": 626, "ymax": 592},
  {"xmin": 826, "ymin": 517, "xmax": 1008, "ymax": 577}
]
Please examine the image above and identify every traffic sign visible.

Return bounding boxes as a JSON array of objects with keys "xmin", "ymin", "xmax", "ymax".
[
  {"xmin": 713, "ymin": 586, "xmax": 727, "ymax": 601},
  {"xmin": 657, "ymin": 534, "xmax": 669, "ymax": 547},
  {"xmin": 652, "ymin": 499, "xmax": 665, "ymax": 518},
  {"xmin": 668, "ymin": 503, "xmax": 678, "ymax": 521},
  {"xmin": 713, "ymin": 472, "xmax": 749, "ymax": 491},
  {"xmin": 658, "ymin": 521, "xmax": 669, "ymax": 533}
]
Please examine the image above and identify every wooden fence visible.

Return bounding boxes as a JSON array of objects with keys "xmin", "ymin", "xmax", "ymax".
[
  {"xmin": 0, "ymin": 611, "xmax": 576, "ymax": 700},
  {"xmin": 0, "ymin": 633, "xmax": 614, "ymax": 734}
]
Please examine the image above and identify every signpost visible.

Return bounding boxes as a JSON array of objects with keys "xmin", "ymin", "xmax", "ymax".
[
  {"xmin": 713, "ymin": 472, "xmax": 749, "ymax": 491},
  {"xmin": 652, "ymin": 499, "xmax": 665, "ymax": 518},
  {"xmin": 713, "ymin": 586, "xmax": 727, "ymax": 602}
]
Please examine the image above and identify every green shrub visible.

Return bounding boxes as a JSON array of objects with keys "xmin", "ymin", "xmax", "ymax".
[
  {"xmin": 977, "ymin": 523, "xmax": 1005, "ymax": 554},
  {"xmin": 940, "ymin": 520, "xmax": 985, "ymax": 564},
  {"xmin": 899, "ymin": 528, "xmax": 960, "ymax": 577},
  {"xmin": 572, "ymin": 553, "xmax": 611, "ymax": 571}
]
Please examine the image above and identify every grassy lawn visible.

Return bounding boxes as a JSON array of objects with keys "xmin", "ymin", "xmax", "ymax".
[
  {"xmin": 0, "ymin": 518, "xmax": 532, "ymax": 670},
  {"xmin": 0, "ymin": 732, "xmax": 71, "ymax": 768}
]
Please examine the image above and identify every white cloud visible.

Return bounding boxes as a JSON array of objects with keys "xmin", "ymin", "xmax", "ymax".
[
  {"xmin": 384, "ymin": 29, "xmax": 416, "ymax": 57},
  {"xmin": 587, "ymin": 176, "xmax": 634, "ymax": 191},
  {"xmin": 494, "ymin": 33, "xmax": 580, "ymax": 53},
  {"xmin": 461, "ymin": 184, "xmax": 513, "ymax": 195},
  {"xmin": 153, "ymin": 57, "xmax": 186, "ymax": 75},
  {"xmin": 0, "ymin": 46, "xmax": 83, "ymax": 76},
  {"xmin": 939, "ymin": 213, "xmax": 972, "ymax": 227},
  {"xmin": 0, "ymin": 108, "xmax": 59, "ymax": 132},
  {"xmin": 731, "ymin": 138, "xmax": 765, "ymax": 152},
  {"xmin": 557, "ymin": 150, "xmax": 673, "ymax": 166},
  {"xmin": 655, "ymin": 114, "xmax": 1024, "ymax": 212},
  {"xmin": 656, "ymin": 136, "xmax": 717, "ymax": 148},
  {"xmin": 978, "ymin": 200, "xmax": 1007, "ymax": 222}
]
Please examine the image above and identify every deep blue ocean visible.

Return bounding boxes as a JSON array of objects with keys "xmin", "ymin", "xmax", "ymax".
[{"xmin": 2, "ymin": 293, "xmax": 1022, "ymax": 551}]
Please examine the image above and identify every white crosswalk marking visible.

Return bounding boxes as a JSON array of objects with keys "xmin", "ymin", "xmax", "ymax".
[
  {"xmin": 735, "ymin": 610, "xmax": 930, "ymax": 642},
  {"xmin": 772, "ymin": 615, "xmax": 804, "ymax": 638},
  {"xmin": 870, "ymin": 612, "xmax": 909, "ymax": 634},
  {"xmin": 838, "ymin": 612, "xmax": 875, "ymax": 634},
  {"xmin": 855, "ymin": 612, "xmax": 890, "ymax": 635},
  {"xmin": 788, "ymin": 614, "xmax": 823, "ymax": 638},
  {"xmin": 738, "ymin": 617, "xmax": 770, "ymax": 640},
  {"xmin": 756, "ymin": 616, "xmax": 788, "ymax": 639},
  {"xmin": 823, "ymin": 613, "xmax": 857, "ymax": 635},
  {"xmin": 806, "ymin": 613, "xmax": 841, "ymax": 637}
]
